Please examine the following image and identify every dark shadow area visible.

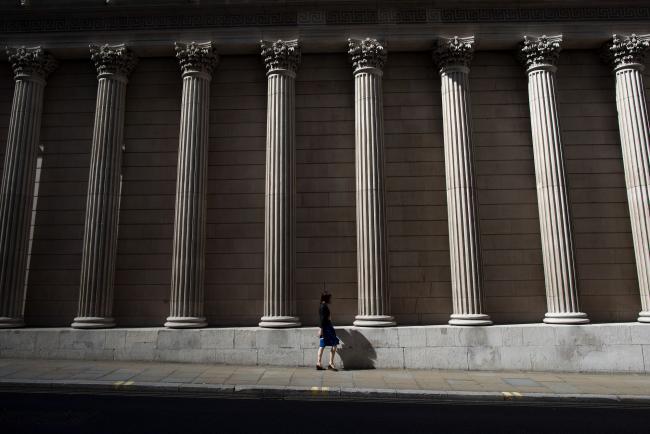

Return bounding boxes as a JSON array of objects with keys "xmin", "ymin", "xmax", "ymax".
[
  {"xmin": 336, "ymin": 328, "xmax": 377, "ymax": 369},
  {"xmin": 0, "ymin": 392, "xmax": 648, "ymax": 434}
]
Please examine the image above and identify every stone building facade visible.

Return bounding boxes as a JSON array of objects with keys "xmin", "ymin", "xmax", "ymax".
[{"xmin": 0, "ymin": 0, "xmax": 649, "ymax": 372}]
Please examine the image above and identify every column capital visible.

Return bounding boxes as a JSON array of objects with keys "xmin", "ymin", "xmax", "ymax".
[
  {"xmin": 89, "ymin": 43, "xmax": 138, "ymax": 81},
  {"xmin": 519, "ymin": 35, "xmax": 563, "ymax": 72},
  {"xmin": 174, "ymin": 41, "xmax": 219, "ymax": 78},
  {"xmin": 433, "ymin": 36, "xmax": 475, "ymax": 72},
  {"xmin": 260, "ymin": 39, "xmax": 301, "ymax": 76},
  {"xmin": 348, "ymin": 38, "xmax": 387, "ymax": 74},
  {"xmin": 602, "ymin": 34, "xmax": 650, "ymax": 71},
  {"xmin": 6, "ymin": 46, "xmax": 57, "ymax": 82}
]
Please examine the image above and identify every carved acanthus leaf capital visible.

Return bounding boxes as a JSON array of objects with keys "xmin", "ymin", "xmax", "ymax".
[
  {"xmin": 89, "ymin": 44, "xmax": 138, "ymax": 78},
  {"xmin": 519, "ymin": 35, "xmax": 563, "ymax": 70},
  {"xmin": 6, "ymin": 46, "xmax": 57, "ymax": 81},
  {"xmin": 348, "ymin": 38, "xmax": 387, "ymax": 72},
  {"xmin": 175, "ymin": 42, "xmax": 219, "ymax": 76},
  {"xmin": 260, "ymin": 39, "xmax": 300, "ymax": 74},
  {"xmin": 433, "ymin": 36, "xmax": 475, "ymax": 70},
  {"xmin": 603, "ymin": 34, "xmax": 650, "ymax": 69}
]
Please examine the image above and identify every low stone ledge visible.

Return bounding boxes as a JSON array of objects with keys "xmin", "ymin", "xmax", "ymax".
[{"xmin": 0, "ymin": 323, "xmax": 648, "ymax": 373}]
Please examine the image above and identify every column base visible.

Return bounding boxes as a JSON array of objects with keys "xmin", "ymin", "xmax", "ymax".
[
  {"xmin": 449, "ymin": 313, "xmax": 492, "ymax": 326},
  {"xmin": 353, "ymin": 315, "xmax": 396, "ymax": 327},
  {"xmin": 0, "ymin": 317, "xmax": 25, "ymax": 328},
  {"xmin": 71, "ymin": 317, "xmax": 115, "ymax": 329},
  {"xmin": 543, "ymin": 312, "xmax": 590, "ymax": 324},
  {"xmin": 259, "ymin": 316, "xmax": 301, "ymax": 328},
  {"xmin": 638, "ymin": 311, "xmax": 650, "ymax": 323},
  {"xmin": 164, "ymin": 316, "xmax": 207, "ymax": 329}
]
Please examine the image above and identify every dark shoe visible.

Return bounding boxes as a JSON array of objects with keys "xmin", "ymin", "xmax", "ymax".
[
  {"xmin": 316, "ymin": 365, "xmax": 324, "ymax": 371},
  {"xmin": 327, "ymin": 365, "xmax": 338, "ymax": 372}
]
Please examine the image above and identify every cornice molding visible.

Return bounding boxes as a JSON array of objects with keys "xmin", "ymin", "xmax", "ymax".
[{"xmin": 1, "ymin": 7, "xmax": 649, "ymax": 34}]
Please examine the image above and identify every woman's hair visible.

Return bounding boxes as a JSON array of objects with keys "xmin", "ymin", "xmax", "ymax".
[{"xmin": 320, "ymin": 291, "xmax": 332, "ymax": 304}]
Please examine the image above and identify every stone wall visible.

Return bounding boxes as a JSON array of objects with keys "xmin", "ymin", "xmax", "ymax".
[
  {"xmin": 0, "ymin": 50, "xmax": 643, "ymax": 327},
  {"xmin": 1, "ymin": 324, "xmax": 648, "ymax": 373}
]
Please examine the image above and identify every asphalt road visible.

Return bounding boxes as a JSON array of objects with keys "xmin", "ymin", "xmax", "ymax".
[{"xmin": 0, "ymin": 392, "xmax": 647, "ymax": 434}]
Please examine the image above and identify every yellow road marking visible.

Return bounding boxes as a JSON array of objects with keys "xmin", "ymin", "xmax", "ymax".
[
  {"xmin": 502, "ymin": 391, "xmax": 523, "ymax": 400},
  {"xmin": 310, "ymin": 386, "xmax": 330, "ymax": 396},
  {"xmin": 113, "ymin": 380, "xmax": 135, "ymax": 390}
]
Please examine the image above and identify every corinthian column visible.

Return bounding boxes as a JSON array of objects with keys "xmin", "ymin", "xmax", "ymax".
[
  {"xmin": 0, "ymin": 47, "xmax": 56, "ymax": 328},
  {"xmin": 259, "ymin": 40, "xmax": 301, "ymax": 328},
  {"xmin": 348, "ymin": 38, "xmax": 395, "ymax": 327},
  {"xmin": 434, "ymin": 37, "xmax": 492, "ymax": 326},
  {"xmin": 165, "ymin": 42, "xmax": 218, "ymax": 328},
  {"xmin": 603, "ymin": 34, "xmax": 650, "ymax": 323},
  {"xmin": 519, "ymin": 35, "xmax": 588, "ymax": 324},
  {"xmin": 72, "ymin": 44, "xmax": 137, "ymax": 329}
]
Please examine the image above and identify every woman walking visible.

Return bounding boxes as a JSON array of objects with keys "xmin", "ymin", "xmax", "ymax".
[{"xmin": 317, "ymin": 291, "xmax": 339, "ymax": 371}]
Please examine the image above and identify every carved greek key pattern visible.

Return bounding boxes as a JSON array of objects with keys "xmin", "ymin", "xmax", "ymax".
[{"xmin": 0, "ymin": 7, "xmax": 648, "ymax": 33}]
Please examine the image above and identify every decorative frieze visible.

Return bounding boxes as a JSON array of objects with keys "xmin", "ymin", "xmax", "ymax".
[
  {"xmin": 348, "ymin": 38, "xmax": 394, "ymax": 327},
  {"xmin": 0, "ymin": 47, "xmax": 57, "ymax": 328},
  {"xmin": 259, "ymin": 39, "xmax": 301, "ymax": 328},
  {"xmin": 433, "ymin": 36, "xmax": 491, "ymax": 326},
  {"xmin": 72, "ymin": 44, "xmax": 137, "ymax": 329},
  {"xmin": 166, "ymin": 42, "xmax": 218, "ymax": 328},
  {"xmin": 519, "ymin": 36, "xmax": 589, "ymax": 324},
  {"xmin": 603, "ymin": 34, "xmax": 650, "ymax": 323}
]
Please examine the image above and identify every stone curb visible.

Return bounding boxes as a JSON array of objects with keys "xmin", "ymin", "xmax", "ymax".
[{"xmin": 1, "ymin": 378, "xmax": 649, "ymax": 407}]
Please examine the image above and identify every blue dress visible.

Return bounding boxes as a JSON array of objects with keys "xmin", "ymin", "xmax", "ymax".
[{"xmin": 319, "ymin": 303, "xmax": 339, "ymax": 348}]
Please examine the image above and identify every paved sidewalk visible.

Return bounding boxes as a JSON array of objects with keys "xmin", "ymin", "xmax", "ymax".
[{"xmin": 1, "ymin": 358, "xmax": 649, "ymax": 406}]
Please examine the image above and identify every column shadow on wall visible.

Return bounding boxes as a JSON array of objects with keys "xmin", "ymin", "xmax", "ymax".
[{"xmin": 336, "ymin": 328, "xmax": 376, "ymax": 370}]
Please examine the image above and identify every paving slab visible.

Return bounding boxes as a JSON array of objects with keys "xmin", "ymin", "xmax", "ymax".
[{"xmin": 0, "ymin": 358, "xmax": 649, "ymax": 407}]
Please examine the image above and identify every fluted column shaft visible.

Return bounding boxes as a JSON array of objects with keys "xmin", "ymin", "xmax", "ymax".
[
  {"xmin": 348, "ymin": 38, "xmax": 394, "ymax": 327},
  {"xmin": 605, "ymin": 34, "xmax": 650, "ymax": 323},
  {"xmin": 73, "ymin": 44, "xmax": 136, "ymax": 329},
  {"xmin": 166, "ymin": 42, "xmax": 217, "ymax": 328},
  {"xmin": 0, "ymin": 47, "xmax": 55, "ymax": 328},
  {"xmin": 440, "ymin": 65, "xmax": 492, "ymax": 326},
  {"xmin": 259, "ymin": 39, "xmax": 301, "ymax": 328},
  {"xmin": 522, "ymin": 36, "xmax": 588, "ymax": 324},
  {"xmin": 353, "ymin": 67, "xmax": 394, "ymax": 326},
  {"xmin": 615, "ymin": 65, "xmax": 650, "ymax": 322}
]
